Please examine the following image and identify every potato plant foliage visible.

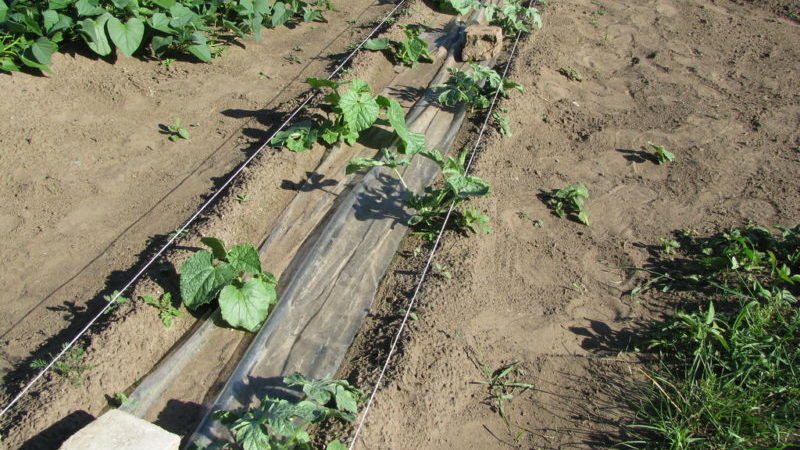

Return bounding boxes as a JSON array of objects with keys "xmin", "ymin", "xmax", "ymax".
[
  {"xmin": 209, "ymin": 373, "xmax": 363, "ymax": 450},
  {"xmin": 179, "ymin": 237, "xmax": 277, "ymax": 332},
  {"xmin": 0, "ymin": 0, "xmax": 331, "ymax": 73}
]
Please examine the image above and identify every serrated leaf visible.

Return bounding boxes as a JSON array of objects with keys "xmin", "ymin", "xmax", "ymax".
[
  {"xmin": 386, "ymin": 99, "xmax": 425, "ymax": 154},
  {"xmin": 226, "ymin": 244, "xmax": 262, "ymax": 274},
  {"xmin": 306, "ymin": 77, "xmax": 340, "ymax": 89},
  {"xmin": 339, "ymin": 86, "xmax": 379, "ymax": 133},
  {"xmin": 107, "ymin": 16, "xmax": 144, "ymax": 57},
  {"xmin": 363, "ymin": 37, "xmax": 390, "ymax": 51},
  {"xmin": 200, "ymin": 237, "xmax": 227, "ymax": 260},
  {"xmin": 334, "ymin": 385, "xmax": 358, "ymax": 413},
  {"xmin": 218, "ymin": 278, "xmax": 275, "ymax": 332},
  {"xmin": 346, "ymin": 157, "xmax": 385, "ymax": 175},
  {"xmin": 445, "ymin": 174, "xmax": 491, "ymax": 199},
  {"xmin": 179, "ymin": 250, "xmax": 237, "ymax": 309},
  {"xmin": 230, "ymin": 416, "xmax": 270, "ymax": 450},
  {"xmin": 79, "ymin": 15, "xmax": 112, "ymax": 56}
]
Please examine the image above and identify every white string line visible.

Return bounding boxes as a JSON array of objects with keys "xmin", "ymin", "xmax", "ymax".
[
  {"xmin": 0, "ymin": 0, "xmax": 410, "ymax": 422},
  {"xmin": 348, "ymin": 18, "xmax": 530, "ymax": 450}
]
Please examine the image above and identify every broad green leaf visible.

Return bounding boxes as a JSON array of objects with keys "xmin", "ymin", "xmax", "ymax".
[
  {"xmin": 270, "ymin": 1, "xmax": 289, "ymax": 27},
  {"xmin": 226, "ymin": 244, "xmax": 262, "ymax": 274},
  {"xmin": 47, "ymin": 0, "xmax": 75, "ymax": 9},
  {"xmin": 169, "ymin": 3, "xmax": 197, "ymax": 28},
  {"xmin": 27, "ymin": 37, "xmax": 58, "ymax": 66},
  {"xmin": 445, "ymin": 174, "xmax": 491, "ymax": 199},
  {"xmin": 334, "ymin": 385, "xmax": 358, "ymax": 413},
  {"xmin": 363, "ymin": 37, "xmax": 390, "ymax": 51},
  {"xmin": 306, "ymin": 77, "xmax": 339, "ymax": 89},
  {"xmin": 1, "ymin": 58, "xmax": 21, "ymax": 72},
  {"xmin": 179, "ymin": 250, "xmax": 237, "ymax": 309},
  {"xmin": 264, "ymin": 398, "xmax": 323, "ymax": 436},
  {"xmin": 339, "ymin": 87, "xmax": 379, "ymax": 133},
  {"xmin": 188, "ymin": 43, "xmax": 211, "ymax": 62},
  {"xmin": 150, "ymin": 0, "xmax": 175, "ymax": 9},
  {"xmin": 0, "ymin": 0, "xmax": 7, "ymax": 21},
  {"xmin": 448, "ymin": 0, "xmax": 476, "ymax": 14},
  {"xmin": 79, "ymin": 15, "xmax": 112, "ymax": 56},
  {"xmin": 148, "ymin": 12, "xmax": 175, "ymax": 33},
  {"xmin": 19, "ymin": 54, "xmax": 52, "ymax": 74},
  {"xmin": 219, "ymin": 278, "xmax": 276, "ymax": 332},
  {"xmin": 150, "ymin": 35, "xmax": 173, "ymax": 55},
  {"xmin": 349, "ymin": 78, "xmax": 371, "ymax": 93},
  {"xmin": 107, "ymin": 16, "xmax": 144, "ymax": 57},
  {"xmin": 43, "ymin": 10, "xmax": 59, "ymax": 31},
  {"xmin": 75, "ymin": 0, "xmax": 105, "ymax": 16},
  {"xmin": 110, "ymin": 0, "xmax": 130, "ymax": 10},
  {"xmin": 386, "ymin": 99, "xmax": 425, "ymax": 154},
  {"xmin": 271, "ymin": 120, "xmax": 318, "ymax": 152},
  {"xmin": 326, "ymin": 440, "xmax": 347, "ymax": 450},
  {"xmin": 200, "ymin": 237, "xmax": 227, "ymax": 261},
  {"xmin": 230, "ymin": 416, "xmax": 270, "ymax": 450},
  {"xmin": 253, "ymin": 0, "xmax": 271, "ymax": 15}
]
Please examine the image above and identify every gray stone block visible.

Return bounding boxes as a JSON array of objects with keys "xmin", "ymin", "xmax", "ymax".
[{"xmin": 60, "ymin": 409, "xmax": 180, "ymax": 450}]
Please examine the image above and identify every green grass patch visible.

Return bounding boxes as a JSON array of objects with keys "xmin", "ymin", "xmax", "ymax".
[{"xmin": 624, "ymin": 225, "xmax": 800, "ymax": 448}]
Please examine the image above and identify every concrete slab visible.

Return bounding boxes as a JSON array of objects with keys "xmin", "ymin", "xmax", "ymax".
[{"xmin": 60, "ymin": 409, "xmax": 180, "ymax": 450}]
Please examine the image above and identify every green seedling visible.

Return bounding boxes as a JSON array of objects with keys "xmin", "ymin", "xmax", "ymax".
[
  {"xmin": 168, "ymin": 118, "xmax": 190, "ymax": 141},
  {"xmin": 159, "ymin": 58, "xmax": 176, "ymax": 67},
  {"xmin": 235, "ymin": 193, "xmax": 250, "ymax": 203},
  {"xmin": 273, "ymin": 78, "xmax": 424, "ymax": 152},
  {"xmin": 399, "ymin": 308, "xmax": 419, "ymax": 321},
  {"xmin": 179, "ymin": 237, "xmax": 278, "ymax": 332},
  {"xmin": 347, "ymin": 147, "xmax": 493, "ymax": 240},
  {"xmin": 363, "ymin": 25, "xmax": 433, "ymax": 68},
  {"xmin": 558, "ymin": 66, "xmax": 584, "ymax": 82},
  {"xmin": 469, "ymin": 348, "xmax": 534, "ymax": 434},
  {"xmin": 485, "ymin": 0, "xmax": 543, "ymax": 35},
  {"xmin": 433, "ymin": 262, "xmax": 453, "ymax": 280},
  {"xmin": 492, "ymin": 110, "xmax": 512, "ymax": 136},
  {"xmin": 31, "ymin": 345, "xmax": 94, "ymax": 385},
  {"xmin": 168, "ymin": 227, "xmax": 190, "ymax": 240},
  {"xmin": 660, "ymin": 237, "xmax": 680, "ymax": 255},
  {"xmin": 141, "ymin": 292, "xmax": 182, "ymax": 328},
  {"xmin": 545, "ymin": 183, "xmax": 590, "ymax": 225},
  {"xmin": 258, "ymin": 71, "xmax": 271, "ymax": 79},
  {"xmin": 103, "ymin": 290, "xmax": 129, "ymax": 314},
  {"xmin": 647, "ymin": 141, "xmax": 675, "ymax": 164},
  {"xmin": 436, "ymin": 64, "xmax": 523, "ymax": 111},
  {"xmin": 213, "ymin": 373, "xmax": 363, "ymax": 450}
]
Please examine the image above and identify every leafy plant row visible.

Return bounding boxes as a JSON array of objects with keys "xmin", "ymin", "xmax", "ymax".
[
  {"xmin": 0, "ymin": 0, "xmax": 332, "ymax": 73},
  {"xmin": 438, "ymin": 0, "xmax": 542, "ymax": 36}
]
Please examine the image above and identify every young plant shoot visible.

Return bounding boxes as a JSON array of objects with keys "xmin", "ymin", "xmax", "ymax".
[
  {"xmin": 179, "ymin": 237, "xmax": 277, "ymax": 332},
  {"xmin": 363, "ymin": 25, "xmax": 433, "ymax": 68}
]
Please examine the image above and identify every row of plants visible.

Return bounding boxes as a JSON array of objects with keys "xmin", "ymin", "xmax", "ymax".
[
  {"xmin": 0, "ymin": 0, "xmax": 332, "ymax": 73},
  {"xmin": 438, "ymin": 0, "xmax": 542, "ymax": 36}
]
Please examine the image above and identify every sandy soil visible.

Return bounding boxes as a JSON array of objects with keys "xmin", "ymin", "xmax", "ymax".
[
  {"xmin": 0, "ymin": 1, "xmax": 405, "ymax": 446},
  {"xmin": 337, "ymin": 0, "xmax": 800, "ymax": 448}
]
